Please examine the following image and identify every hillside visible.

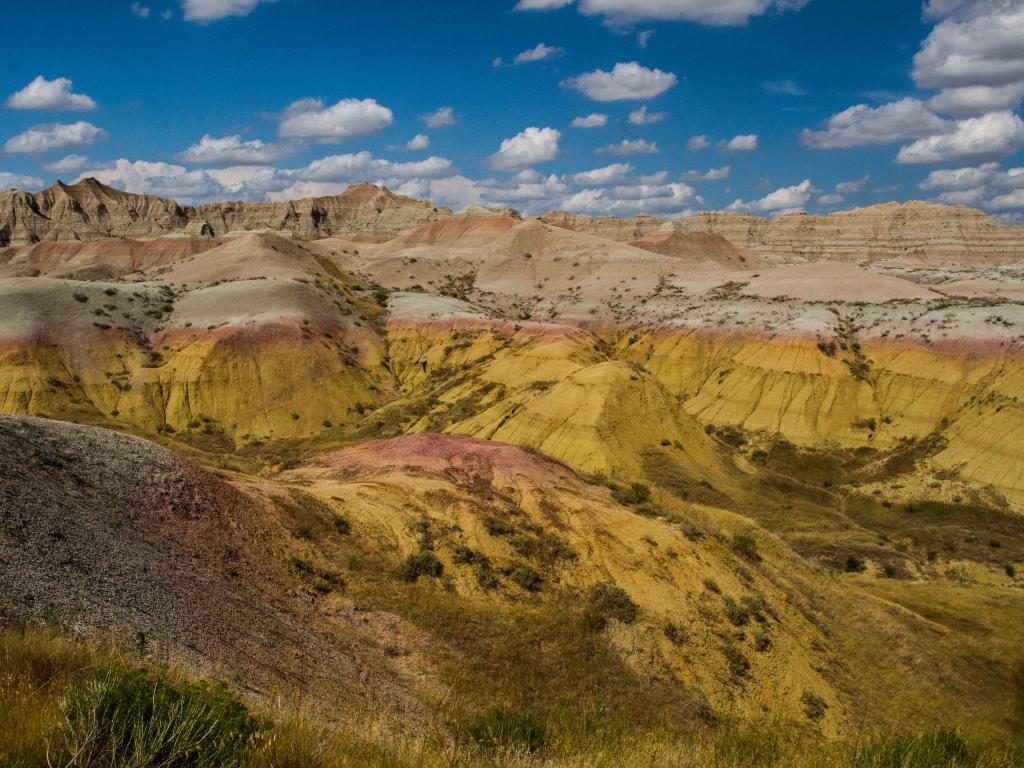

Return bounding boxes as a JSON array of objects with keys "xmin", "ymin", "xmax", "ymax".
[
  {"xmin": 0, "ymin": 178, "xmax": 451, "ymax": 246},
  {"xmin": 1, "ymin": 182, "xmax": 1023, "ymax": 761}
]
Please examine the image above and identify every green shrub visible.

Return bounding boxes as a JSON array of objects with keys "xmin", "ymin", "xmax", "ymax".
[
  {"xmin": 723, "ymin": 597, "xmax": 749, "ymax": 627},
  {"xmin": 801, "ymin": 690, "xmax": 828, "ymax": 722},
  {"xmin": 400, "ymin": 551, "xmax": 443, "ymax": 582},
  {"xmin": 723, "ymin": 642, "xmax": 750, "ymax": 679},
  {"xmin": 584, "ymin": 582, "xmax": 638, "ymax": 629},
  {"xmin": 509, "ymin": 563, "xmax": 542, "ymax": 592},
  {"xmin": 461, "ymin": 707, "xmax": 545, "ymax": 753},
  {"xmin": 732, "ymin": 532, "xmax": 760, "ymax": 560},
  {"xmin": 844, "ymin": 555, "xmax": 867, "ymax": 573},
  {"xmin": 847, "ymin": 728, "xmax": 985, "ymax": 768},
  {"xmin": 475, "ymin": 560, "xmax": 500, "ymax": 590},
  {"xmin": 51, "ymin": 667, "xmax": 266, "ymax": 768}
]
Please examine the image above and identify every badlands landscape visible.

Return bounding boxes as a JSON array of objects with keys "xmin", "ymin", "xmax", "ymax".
[{"xmin": 2, "ymin": 177, "xmax": 1024, "ymax": 765}]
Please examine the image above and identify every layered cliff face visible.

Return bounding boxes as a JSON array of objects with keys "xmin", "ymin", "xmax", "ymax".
[
  {"xmin": 0, "ymin": 178, "xmax": 451, "ymax": 246},
  {"xmin": 541, "ymin": 201, "xmax": 1024, "ymax": 265}
]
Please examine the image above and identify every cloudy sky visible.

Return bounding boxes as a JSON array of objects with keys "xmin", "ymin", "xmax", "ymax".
[{"xmin": 2, "ymin": 0, "xmax": 1023, "ymax": 220}]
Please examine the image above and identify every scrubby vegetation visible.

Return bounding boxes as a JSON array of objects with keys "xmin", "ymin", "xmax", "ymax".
[{"xmin": 4, "ymin": 623, "xmax": 1023, "ymax": 768}]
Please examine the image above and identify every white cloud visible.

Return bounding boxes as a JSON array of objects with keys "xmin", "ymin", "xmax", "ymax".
[
  {"xmin": 683, "ymin": 165, "xmax": 731, "ymax": 181},
  {"xmin": 422, "ymin": 106, "xmax": 456, "ymax": 128},
  {"xmin": 818, "ymin": 193, "xmax": 844, "ymax": 205},
  {"xmin": 687, "ymin": 134, "xmax": 710, "ymax": 151},
  {"xmin": 162, "ymin": 9, "xmax": 173, "ymax": 18},
  {"xmin": 561, "ymin": 181, "xmax": 701, "ymax": 217},
  {"xmin": 988, "ymin": 188, "xmax": 1024, "ymax": 210},
  {"xmin": 636, "ymin": 29, "xmax": 655, "ymax": 47},
  {"xmin": 278, "ymin": 98, "xmax": 393, "ymax": 142},
  {"xmin": 0, "ymin": 172, "xmax": 44, "ymax": 190},
  {"xmin": 488, "ymin": 127, "xmax": 561, "ymax": 171},
  {"xmin": 628, "ymin": 105, "xmax": 667, "ymax": 125},
  {"xmin": 835, "ymin": 175, "xmax": 870, "ymax": 194},
  {"xmin": 519, "ymin": 0, "xmax": 810, "ymax": 26},
  {"xmin": 131, "ymin": 2, "xmax": 151, "ymax": 17},
  {"xmin": 918, "ymin": 162, "xmax": 1001, "ymax": 191},
  {"xmin": 914, "ymin": 2, "xmax": 1024, "ymax": 91},
  {"xmin": 729, "ymin": 179, "xmax": 815, "ymax": 215},
  {"xmin": 571, "ymin": 163, "xmax": 633, "ymax": 185},
  {"xmin": 571, "ymin": 113, "xmax": 608, "ymax": 128},
  {"xmin": 800, "ymin": 98, "xmax": 949, "ymax": 148},
  {"xmin": 514, "ymin": 0, "xmax": 572, "ymax": 8},
  {"xmin": 178, "ymin": 134, "xmax": 297, "ymax": 164},
  {"xmin": 896, "ymin": 111, "xmax": 1024, "ymax": 164},
  {"xmin": 763, "ymin": 79, "xmax": 807, "ymax": 96},
  {"xmin": 721, "ymin": 134, "xmax": 758, "ymax": 151},
  {"xmin": 562, "ymin": 62, "xmax": 677, "ymax": 101},
  {"xmin": 928, "ymin": 83, "xmax": 1024, "ymax": 117},
  {"xmin": 406, "ymin": 133, "xmax": 430, "ymax": 150},
  {"xmin": 4, "ymin": 121, "xmax": 106, "ymax": 154},
  {"xmin": 512, "ymin": 42, "xmax": 564, "ymax": 65},
  {"xmin": 180, "ymin": 0, "xmax": 275, "ymax": 22},
  {"xmin": 596, "ymin": 138, "xmax": 657, "ymax": 155},
  {"xmin": 76, "ymin": 159, "xmax": 224, "ymax": 202},
  {"xmin": 5, "ymin": 76, "xmax": 96, "ymax": 111},
  {"xmin": 300, "ymin": 152, "xmax": 454, "ymax": 183},
  {"xmin": 915, "ymin": 161, "xmax": 1024, "ymax": 211},
  {"xmin": 43, "ymin": 154, "xmax": 89, "ymax": 174}
]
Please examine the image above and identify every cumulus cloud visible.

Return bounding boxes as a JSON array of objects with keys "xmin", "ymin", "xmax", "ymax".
[
  {"xmin": 687, "ymin": 134, "xmax": 710, "ymax": 151},
  {"xmin": 278, "ymin": 98, "xmax": 393, "ymax": 142},
  {"xmin": 131, "ymin": 2, "xmax": 151, "ymax": 17},
  {"xmin": 927, "ymin": 83, "xmax": 1024, "ymax": 117},
  {"xmin": 180, "ymin": 0, "xmax": 275, "ymax": 22},
  {"xmin": 514, "ymin": 0, "xmax": 572, "ymax": 8},
  {"xmin": 561, "ymin": 182, "xmax": 701, "ymax": 217},
  {"xmin": 5, "ymin": 76, "xmax": 96, "ymax": 111},
  {"xmin": 499, "ymin": 42, "xmax": 564, "ymax": 66},
  {"xmin": 571, "ymin": 163, "xmax": 633, "ymax": 185},
  {"xmin": 43, "ymin": 154, "xmax": 90, "ymax": 175},
  {"xmin": 683, "ymin": 165, "xmax": 730, "ymax": 181},
  {"xmin": 4, "ymin": 121, "xmax": 106, "ymax": 154},
  {"xmin": 916, "ymin": 161, "xmax": 1024, "ymax": 211},
  {"xmin": 896, "ymin": 111, "xmax": 1024, "ymax": 164},
  {"xmin": 562, "ymin": 62, "xmax": 677, "ymax": 101},
  {"xmin": 76, "ymin": 159, "xmax": 224, "ymax": 202},
  {"xmin": 914, "ymin": 2, "xmax": 1024, "ymax": 117},
  {"xmin": 73, "ymin": 150, "xmax": 459, "ymax": 205},
  {"xmin": 627, "ymin": 105, "xmax": 667, "ymax": 125},
  {"xmin": 422, "ymin": 106, "xmax": 456, "ymax": 128},
  {"xmin": 517, "ymin": 0, "xmax": 810, "ymax": 26},
  {"xmin": 178, "ymin": 134, "xmax": 297, "ymax": 164},
  {"xmin": 721, "ymin": 134, "xmax": 758, "ymax": 151},
  {"xmin": 596, "ymin": 138, "xmax": 657, "ymax": 155},
  {"xmin": 835, "ymin": 175, "xmax": 870, "ymax": 194},
  {"xmin": 571, "ymin": 113, "xmax": 608, "ymax": 128},
  {"xmin": 488, "ymin": 127, "xmax": 561, "ymax": 171},
  {"xmin": 406, "ymin": 133, "xmax": 430, "ymax": 150},
  {"xmin": 0, "ymin": 172, "xmax": 45, "ymax": 190},
  {"xmin": 800, "ymin": 98, "xmax": 949, "ymax": 148},
  {"xmin": 818, "ymin": 194, "xmax": 844, "ymax": 205},
  {"xmin": 729, "ymin": 179, "xmax": 815, "ymax": 215},
  {"xmin": 763, "ymin": 79, "xmax": 808, "ymax": 96}
]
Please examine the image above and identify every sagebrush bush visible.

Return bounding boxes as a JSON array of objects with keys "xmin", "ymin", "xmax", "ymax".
[
  {"xmin": 51, "ymin": 667, "xmax": 266, "ymax": 768},
  {"xmin": 584, "ymin": 583, "xmax": 638, "ymax": 630}
]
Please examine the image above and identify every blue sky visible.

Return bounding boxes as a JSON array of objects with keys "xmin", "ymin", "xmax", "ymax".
[{"xmin": 2, "ymin": 0, "xmax": 1023, "ymax": 219}]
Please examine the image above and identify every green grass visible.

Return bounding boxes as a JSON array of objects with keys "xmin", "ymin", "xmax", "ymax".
[{"xmin": 3, "ymin": 624, "xmax": 1024, "ymax": 768}]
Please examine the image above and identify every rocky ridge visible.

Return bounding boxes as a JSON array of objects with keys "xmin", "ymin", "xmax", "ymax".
[
  {"xmin": 0, "ymin": 178, "xmax": 451, "ymax": 246},
  {"xmin": 541, "ymin": 201, "xmax": 1024, "ymax": 264}
]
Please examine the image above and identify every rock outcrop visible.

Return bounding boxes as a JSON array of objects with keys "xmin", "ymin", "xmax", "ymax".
[
  {"xmin": 541, "ymin": 201, "xmax": 1024, "ymax": 265},
  {"xmin": 0, "ymin": 178, "xmax": 451, "ymax": 246}
]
